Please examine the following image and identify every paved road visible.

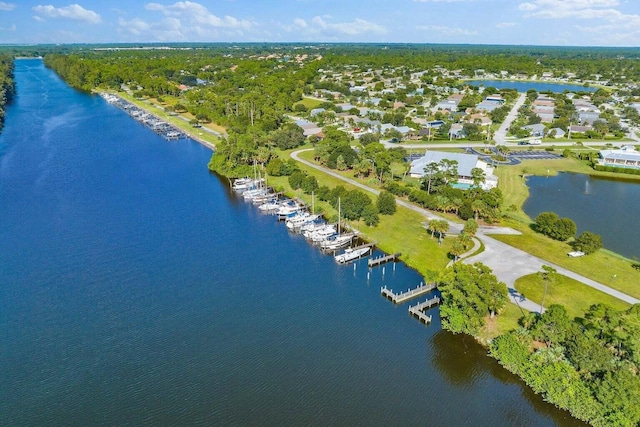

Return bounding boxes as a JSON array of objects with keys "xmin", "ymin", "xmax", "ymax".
[
  {"xmin": 494, "ymin": 92, "xmax": 527, "ymax": 145},
  {"xmin": 291, "ymin": 149, "xmax": 640, "ymax": 312}
]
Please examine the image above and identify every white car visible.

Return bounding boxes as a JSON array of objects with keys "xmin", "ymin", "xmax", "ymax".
[{"xmin": 567, "ymin": 251, "xmax": 585, "ymax": 257}]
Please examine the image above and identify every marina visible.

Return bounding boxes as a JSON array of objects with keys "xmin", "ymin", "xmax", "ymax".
[{"xmin": 100, "ymin": 93, "xmax": 188, "ymax": 141}]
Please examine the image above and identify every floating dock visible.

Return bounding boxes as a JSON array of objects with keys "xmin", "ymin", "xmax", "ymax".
[
  {"xmin": 380, "ymin": 282, "xmax": 437, "ymax": 304},
  {"xmin": 368, "ymin": 252, "xmax": 401, "ymax": 267},
  {"xmin": 408, "ymin": 296, "xmax": 441, "ymax": 324}
]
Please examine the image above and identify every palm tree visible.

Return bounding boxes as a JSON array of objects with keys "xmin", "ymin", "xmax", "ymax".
[
  {"xmin": 538, "ymin": 265, "xmax": 557, "ymax": 313},
  {"xmin": 450, "ymin": 239, "xmax": 465, "ymax": 262},
  {"xmin": 470, "ymin": 167, "xmax": 486, "ymax": 189},
  {"xmin": 435, "ymin": 220, "xmax": 449, "ymax": 245},
  {"xmin": 422, "ymin": 162, "xmax": 440, "ymax": 194},
  {"xmin": 427, "ymin": 219, "xmax": 439, "ymax": 239},
  {"xmin": 457, "ymin": 232, "xmax": 473, "ymax": 251},
  {"xmin": 434, "ymin": 195, "xmax": 450, "ymax": 213},
  {"xmin": 451, "ymin": 197, "xmax": 463, "ymax": 216},
  {"xmin": 471, "ymin": 199, "xmax": 487, "ymax": 221}
]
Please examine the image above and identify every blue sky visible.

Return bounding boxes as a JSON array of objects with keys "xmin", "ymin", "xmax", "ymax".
[{"xmin": 0, "ymin": 1, "xmax": 639, "ymax": 46}]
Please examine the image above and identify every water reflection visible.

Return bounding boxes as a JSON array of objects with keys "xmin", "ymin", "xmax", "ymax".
[{"xmin": 431, "ymin": 330, "xmax": 589, "ymax": 426}]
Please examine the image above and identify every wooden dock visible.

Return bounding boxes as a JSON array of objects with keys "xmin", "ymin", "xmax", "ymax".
[
  {"xmin": 380, "ymin": 282, "xmax": 437, "ymax": 304},
  {"xmin": 350, "ymin": 242, "xmax": 375, "ymax": 251},
  {"xmin": 408, "ymin": 296, "xmax": 441, "ymax": 324},
  {"xmin": 368, "ymin": 252, "xmax": 401, "ymax": 267}
]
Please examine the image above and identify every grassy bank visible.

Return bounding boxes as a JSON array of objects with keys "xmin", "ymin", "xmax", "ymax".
[
  {"xmin": 514, "ymin": 273, "xmax": 631, "ymax": 319},
  {"xmin": 268, "ymin": 148, "xmax": 454, "ymax": 277},
  {"xmin": 108, "ymin": 91, "xmax": 222, "ymax": 148}
]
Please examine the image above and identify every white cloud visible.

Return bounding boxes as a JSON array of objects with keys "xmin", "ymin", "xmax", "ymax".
[
  {"xmin": 282, "ymin": 16, "xmax": 387, "ymax": 38},
  {"xmin": 117, "ymin": 1, "xmax": 259, "ymax": 41},
  {"xmin": 145, "ymin": 1, "xmax": 254, "ymax": 30},
  {"xmin": 518, "ymin": 3, "xmax": 537, "ymax": 11},
  {"xmin": 517, "ymin": 0, "xmax": 640, "ymax": 45},
  {"xmin": 312, "ymin": 16, "xmax": 387, "ymax": 36},
  {"xmin": 0, "ymin": 2, "xmax": 15, "ymax": 11},
  {"xmin": 413, "ymin": 0, "xmax": 472, "ymax": 2},
  {"xmin": 417, "ymin": 25, "xmax": 477, "ymax": 36},
  {"xmin": 518, "ymin": 0, "xmax": 640, "ymax": 26},
  {"xmin": 0, "ymin": 24, "xmax": 15, "ymax": 31},
  {"xmin": 32, "ymin": 4, "xmax": 101, "ymax": 24}
]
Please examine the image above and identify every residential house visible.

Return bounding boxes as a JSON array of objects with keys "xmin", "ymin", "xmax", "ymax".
[
  {"xmin": 466, "ymin": 113, "xmax": 492, "ymax": 126},
  {"xmin": 448, "ymin": 123, "xmax": 465, "ymax": 139},
  {"xmin": 569, "ymin": 124, "xmax": 593, "ymax": 135},
  {"xmin": 523, "ymin": 123, "xmax": 546, "ymax": 137},
  {"xmin": 408, "ymin": 150, "xmax": 498, "ymax": 190},
  {"xmin": 578, "ymin": 111, "xmax": 601, "ymax": 125},
  {"xmin": 295, "ymin": 119, "xmax": 323, "ymax": 137},
  {"xmin": 548, "ymin": 127, "xmax": 566, "ymax": 138}
]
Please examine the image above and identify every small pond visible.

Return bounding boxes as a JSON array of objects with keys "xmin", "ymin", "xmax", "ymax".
[{"xmin": 524, "ymin": 172, "xmax": 640, "ymax": 259}]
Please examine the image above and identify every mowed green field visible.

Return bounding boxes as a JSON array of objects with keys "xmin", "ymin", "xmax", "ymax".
[{"xmin": 514, "ymin": 273, "xmax": 631, "ymax": 319}]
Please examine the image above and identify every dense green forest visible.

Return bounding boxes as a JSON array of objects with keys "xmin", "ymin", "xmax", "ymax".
[
  {"xmin": 0, "ymin": 54, "xmax": 15, "ymax": 133},
  {"xmin": 491, "ymin": 304, "xmax": 640, "ymax": 426},
  {"xmin": 40, "ymin": 45, "xmax": 640, "ymax": 427}
]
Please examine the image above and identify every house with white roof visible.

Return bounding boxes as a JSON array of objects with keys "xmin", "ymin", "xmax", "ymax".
[
  {"xmin": 599, "ymin": 145, "xmax": 640, "ymax": 170},
  {"xmin": 409, "ymin": 150, "xmax": 498, "ymax": 190}
]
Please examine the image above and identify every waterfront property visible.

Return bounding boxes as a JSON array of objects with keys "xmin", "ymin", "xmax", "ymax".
[
  {"xmin": 409, "ymin": 150, "xmax": 498, "ymax": 190},
  {"xmin": 599, "ymin": 145, "xmax": 640, "ymax": 169}
]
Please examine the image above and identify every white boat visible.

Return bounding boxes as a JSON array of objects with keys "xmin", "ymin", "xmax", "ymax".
[
  {"xmin": 286, "ymin": 213, "xmax": 319, "ymax": 230},
  {"xmin": 258, "ymin": 199, "xmax": 280, "ymax": 213},
  {"xmin": 276, "ymin": 200, "xmax": 305, "ymax": 220},
  {"xmin": 242, "ymin": 187, "xmax": 269, "ymax": 201},
  {"xmin": 251, "ymin": 193, "xmax": 275, "ymax": 205},
  {"xmin": 307, "ymin": 224, "xmax": 337, "ymax": 243},
  {"xmin": 299, "ymin": 219, "xmax": 326, "ymax": 234},
  {"xmin": 335, "ymin": 246, "xmax": 371, "ymax": 264},
  {"xmin": 232, "ymin": 177, "xmax": 255, "ymax": 192},
  {"xmin": 320, "ymin": 232, "xmax": 356, "ymax": 250}
]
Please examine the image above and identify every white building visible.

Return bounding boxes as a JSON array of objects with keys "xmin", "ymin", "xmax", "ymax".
[
  {"xmin": 599, "ymin": 145, "xmax": 640, "ymax": 169},
  {"xmin": 409, "ymin": 150, "xmax": 498, "ymax": 190}
]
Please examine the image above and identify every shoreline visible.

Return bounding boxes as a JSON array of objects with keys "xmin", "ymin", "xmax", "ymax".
[{"xmin": 98, "ymin": 91, "xmax": 218, "ymax": 153}]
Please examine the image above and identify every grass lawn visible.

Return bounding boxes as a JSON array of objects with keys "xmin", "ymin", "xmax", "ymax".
[
  {"xmin": 269, "ymin": 148, "xmax": 454, "ymax": 277},
  {"xmin": 514, "ymin": 273, "xmax": 631, "ymax": 319},
  {"xmin": 115, "ymin": 92, "xmax": 226, "ymax": 140},
  {"xmin": 478, "ymin": 303, "xmax": 526, "ymax": 343},
  {"xmin": 493, "ymin": 156, "xmax": 640, "ymax": 300},
  {"xmin": 295, "ymin": 97, "xmax": 324, "ymax": 110},
  {"xmin": 492, "ymin": 228, "xmax": 640, "ymax": 300}
]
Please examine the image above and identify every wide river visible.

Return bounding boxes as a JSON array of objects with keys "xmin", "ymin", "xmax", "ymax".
[{"xmin": 0, "ymin": 59, "xmax": 586, "ymax": 426}]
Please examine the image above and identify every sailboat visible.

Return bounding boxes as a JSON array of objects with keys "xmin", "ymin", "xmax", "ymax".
[{"xmin": 320, "ymin": 197, "xmax": 355, "ymax": 250}]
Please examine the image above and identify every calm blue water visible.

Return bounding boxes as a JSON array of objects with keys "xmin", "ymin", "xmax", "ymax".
[
  {"xmin": 524, "ymin": 172, "xmax": 640, "ymax": 259},
  {"xmin": 0, "ymin": 59, "xmax": 585, "ymax": 426},
  {"xmin": 467, "ymin": 80, "xmax": 597, "ymax": 93}
]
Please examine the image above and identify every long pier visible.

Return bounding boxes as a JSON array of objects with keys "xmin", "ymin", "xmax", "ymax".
[
  {"xmin": 408, "ymin": 296, "xmax": 441, "ymax": 324},
  {"xmin": 380, "ymin": 282, "xmax": 437, "ymax": 304},
  {"xmin": 368, "ymin": 252, "xmax": 401, "ymax": 267}
]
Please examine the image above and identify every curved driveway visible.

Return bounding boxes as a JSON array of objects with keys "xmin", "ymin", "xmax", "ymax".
[{"xmin": 291, "ymin": 149, "xmax": 640, "ymax": 310}]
